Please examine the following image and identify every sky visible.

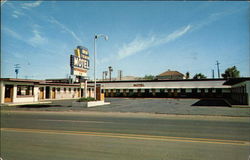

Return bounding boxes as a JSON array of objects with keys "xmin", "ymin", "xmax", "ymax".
[{"xmin": 1, "ymin": 1, "xmax": 249, "ymax": 80}]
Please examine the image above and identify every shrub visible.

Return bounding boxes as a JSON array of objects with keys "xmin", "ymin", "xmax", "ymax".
[{"xmin": 77, "ymin": 97, "xmax": 95, "ymax": 102}]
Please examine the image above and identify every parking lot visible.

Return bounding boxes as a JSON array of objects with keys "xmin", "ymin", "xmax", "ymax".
[{"xmin": 1, "ymin": 98, "xmax": 250, "ymax": 117}]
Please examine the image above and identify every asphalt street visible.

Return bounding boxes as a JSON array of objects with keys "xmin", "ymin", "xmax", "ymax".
[{"xmin": 1, "ymin": 111, "xmax": 250, "ymax": 160}]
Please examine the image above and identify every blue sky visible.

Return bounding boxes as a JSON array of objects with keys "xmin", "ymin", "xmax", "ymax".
[{"xmin": 1, "ymin": 1, "xmax": 249, "ymax": 80}]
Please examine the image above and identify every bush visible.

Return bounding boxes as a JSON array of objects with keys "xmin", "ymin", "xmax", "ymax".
[{"xmin": 77, "ymin": 97, "xmax": 95, "ymax": 102}]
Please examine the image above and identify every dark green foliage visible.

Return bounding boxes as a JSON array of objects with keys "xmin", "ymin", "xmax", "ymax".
[
  {"xmin": 186, "ymin": 72, "xmax": 190, "ymax": 79},
  {"xmin": 193, "ymin": 73, "xmax": 207, "ymax": 79},
  {"xmin": 221, "ymin": 66, "xmax": 240, "ymax": 79},
  {"xmin": 143, "ymin": 75, "xmax": 155, "ymax": 80},
  {"xmin": 77, "ymin": 97, "xmax": 95, "ymax": 102}
]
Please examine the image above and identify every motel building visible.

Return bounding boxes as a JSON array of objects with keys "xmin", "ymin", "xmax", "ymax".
[{"xmin": 1, "ymin": 77, "xmax": 250, "ymax": 106}]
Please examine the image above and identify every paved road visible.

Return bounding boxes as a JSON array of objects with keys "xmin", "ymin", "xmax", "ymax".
[{"xmin": 1, "ymin": 111, "xmax": 250, "ymax": 160}]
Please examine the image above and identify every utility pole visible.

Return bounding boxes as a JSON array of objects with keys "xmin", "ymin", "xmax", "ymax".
[
  {"xmin": 102, "ymin": 71, "xmax": 107, "ymax": 81},
  {"xmin": 216, "ymin": 61, "xmax": 220, "ymax": 78},
  {"xmin": 119, "ymin": 70, "xmax": 122, "ymax": 80},
  {"xmin": 117, "ymin": 70, "xmax": 122, "ymax": 81},
  {"xmin": 108, "ymin": 66, "xmax": 113, "ymax": 81},
  {"xmin": 14, "ymin": 64, "xmax": 21, "ymax": 79},
  {"xmin": 104, "ymin": 71, "xmax": 108, "ymax": 80},
  {"xmin": 212, "ymin": 69, "xmax": 215, "ymax": 79}
]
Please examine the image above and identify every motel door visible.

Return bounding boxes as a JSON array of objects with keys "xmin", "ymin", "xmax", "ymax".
[
  {"xmin": 52, "ymin": 88, "xmax": 56, "ymax": 99},
  {"xmin": 4, "ymin": 85, "xmax": 13, "ymax": 103},
  {"xmin": 78, "ymin": 89, "xmax": 81, "ymax": 97},
  {"xmin": 45, "ymin": 86, "xmax": 50, "ymax": 99},
  {"xmin": 39, "ymin": 87, "xmax": 44, "ymax": 99},
  {"xmin": 96, "ymin": 85, "xmax": 101, "ymax": 100}
]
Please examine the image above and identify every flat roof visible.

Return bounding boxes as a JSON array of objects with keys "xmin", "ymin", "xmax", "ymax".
[
  {"xmin": 39, "ymin": 82, "xmax": 80, "ymax": 86},
  {"xmin": 0, "ymin": 78, "xmax": 43, "ymax": 83},
  {"xmin": 223, "ymin": 78, "xmax": 250, "ymax": 85},
  {"xmin": 89, "ymin": 78, "xmax": 227, "ymax": 83}
]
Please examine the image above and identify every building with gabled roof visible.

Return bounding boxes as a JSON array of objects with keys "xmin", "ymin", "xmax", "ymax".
[{"xmin": 156, "ymin": 70, "xmax": 184, "ymax": 80}]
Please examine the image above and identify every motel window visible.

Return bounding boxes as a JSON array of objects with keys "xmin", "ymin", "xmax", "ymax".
[
  {"xmin": 160, "ymin": 89, "xmax": 165, "ymax": 93},
  {"xmin": 17, "ymin": 85, "xmax": 34, "ymax": 96},
  {"xmin": 64, "ymin": 88, "xmax": 66, "ymax": 92},
  {"xmin": 208, "ymin": 88, "xmax": 213, "ymax": 93},
  {"xmin": 69, "ymin": 88, "xmax": 71, "ymax": 92},
  {"xmin": 78, "ymin": 88, "xmax": 80, "ymax": 91},
  {"xmin": 181, "ymin": 89, "xmax": 186, "ymax": 93},
  {"xmin": 192, "ymin": 89, "xmax": 197, "ymax": 93},
  {"xmin": 57, "ymin": 88, "xmax": 60, "ymax": 92},
  {"xmin": 116, "ymin": 89, "xmax": 120, "ymax": 93},
  {"xmin": 216, "ymin": 89, "xmax": 222, "ymax": 94},
  {"xmin": 74, "ymin": 88, "xmax": 77, "ymax": 92},
  {"xmin": 201, "ymin": 89, "xmax": 205, "ymax": 93}
]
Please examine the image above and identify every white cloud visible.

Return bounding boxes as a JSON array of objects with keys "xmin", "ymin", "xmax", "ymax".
[
  {"xmin": 116, "ymin": 8, "xmax": 243, "ymax": 60},
  {"xmin": 29, "ymin": 29, "xmax": 47, "ymax": 46},
  {"xmin": 21, "ymin": 1, "xmax": 42, "ymax": 9},
  {"xmin": 12, "ymin": 10, "xmax": 25, "ymax": 18},
  {"xmin": 192, "ymin": 8, "xmax": 243, "ymax": 32},
  {"xmin": 2, "ymin": 26, "xmax": 47, "ymax": 47},
  {"xmin": 117, "ymin": 25, "xmax": 192, "ymax": 60},
  {"xmin": 2, "ymin": 27, "xmax": 22, "ymax": 40},
  {"xmin": 48, "ymin": 17, "xmax": 83, "ymax": 44}
]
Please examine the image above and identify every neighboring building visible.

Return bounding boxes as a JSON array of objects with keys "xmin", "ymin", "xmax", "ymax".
[{"xmin": 156, "ymin": 70, "xmax": 184, "ymax": 80}]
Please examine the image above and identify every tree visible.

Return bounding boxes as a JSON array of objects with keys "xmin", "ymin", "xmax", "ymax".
[
  {"xmin": 221, "ymin": 66, "xmax": 240, "ymax": 79},
  {"xmin": 143, "ymin": 75, "xmax": 155, "ymax": 80},
  {"xmin": 193, "ymin": 73, "xmax": 207, "ymax": 79},
  {"xmin": 185, "ymin": 72, "xmax": 190, "ymax": 79}
]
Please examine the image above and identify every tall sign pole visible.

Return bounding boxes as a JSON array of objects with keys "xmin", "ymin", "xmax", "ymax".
[
  {"xmin": 93, "ymin": 34, "xmax": 108, "ymax": 100},
  {"xmin": 94, "ymin": 35, "xmax": 97, "ymax": 100}
]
